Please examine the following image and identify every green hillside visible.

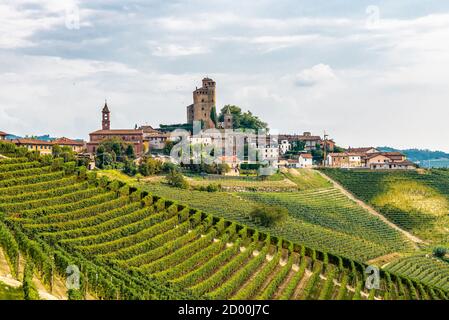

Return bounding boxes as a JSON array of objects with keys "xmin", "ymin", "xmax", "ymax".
[
  {"xmin": 0, "ymin": 143, "xmax": 447, "ymax": 300},
  {"xmin": 119, "ymin": 173, "xmax": 413, "ymax": 262},
  {"xmin": 320, "ymin": 169, "xmax": 449, "ymax": 244}
]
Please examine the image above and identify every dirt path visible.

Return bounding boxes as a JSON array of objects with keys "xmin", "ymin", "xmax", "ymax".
[
  {"xmin": 367, "ymin": 252, "xmax": 403, "ymax": 267},
  {"xmin": 292, "ymin": 269, "xmax": 312, "ymax": 299},
  {"xmin": 315, "ymin": 170, "xmax": 424, "ymax": 246},
  {"xmin": 273, "ymin": 269, "xmax": 295, "ymax": 299},
  {"xmin": 0, "ymin": 248, "xmax": 13, "ymax": 279}
]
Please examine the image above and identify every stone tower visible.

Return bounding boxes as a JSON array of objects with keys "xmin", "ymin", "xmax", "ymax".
[
  {"xmin": 102, "ymin": 101, "xmax": 110, "ymax": 130},
  {"xmin": 187, "ymin": 77, "xmax": 216, "ymax": 129},
  {"xmin": 223, "ymin": 105, "xmax": 233, "ymax": 129}
]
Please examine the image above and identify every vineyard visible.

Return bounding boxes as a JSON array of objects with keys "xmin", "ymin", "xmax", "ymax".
[
  {"xmin": 320, "ymin": 169, "xmax": 449, "ymax": 243},
  {"xmin": 129, "ymin": 180, "xmax": 413, "ymax": 262},
  {"xmin": 0, "ymin": 152, "xmax": 447, "ymax": 300},
  {"xmin": 385, "ymin": 255, "xmax": 449, "ymax": 292}
]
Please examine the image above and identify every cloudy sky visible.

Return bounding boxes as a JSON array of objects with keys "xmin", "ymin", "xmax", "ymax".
[{"xmin": 1, "ymin": 0, "xmax": 448, "ymax": 151}]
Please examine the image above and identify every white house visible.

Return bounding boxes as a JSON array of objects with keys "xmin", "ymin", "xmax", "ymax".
[
  {"xmin": 298, "ymin": 153, "xmax": 313, "ymax": 168},
  {"xmin": 258, "ymin": 146, "xmax": 279, "ymax": 167},
  {"xmin": 279, "ymin": 140, "xmax": 291, "ymax": 155}
]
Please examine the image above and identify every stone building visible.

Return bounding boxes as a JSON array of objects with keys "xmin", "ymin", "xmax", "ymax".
[
  {"xmin": 52, "ymin": 137, "xmax": 85, "ymax": 153},
  {"xmin": 87, "ymin": 102, "xmax": 144, "ymax": 155},
  {"xmin": 187, "ymin": 78, "xmax": 217, "ymax": 129},
  {"xmin": 221, "ymin": 105, "xmax": 234, "ymax": 129},
  {"xmin": 11, "ymin": 138, "xmax": 53, "ymax": 155}
]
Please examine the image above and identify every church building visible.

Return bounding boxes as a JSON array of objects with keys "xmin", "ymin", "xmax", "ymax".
[{"xmin": 87, "ymin": 102, "xmax": 144, "ymax": 155}]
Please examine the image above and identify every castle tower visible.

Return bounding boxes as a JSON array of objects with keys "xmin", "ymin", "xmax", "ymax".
[
  {"xmin": 187, "ymin": 77, "xmax": 216, "ymax": 129},
  {"xmin": 102, "ymin": 101, "xmax": 110, "ymax": 130},
  {"xmin": 223, "ymin": 105, "xmax": 233, "ymax": 129}
]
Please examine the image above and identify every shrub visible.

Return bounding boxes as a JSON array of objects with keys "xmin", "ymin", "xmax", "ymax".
[
  {"xmin": 433, "ymin": 247, "xmax": 447, "ymax": 258},
  {"xmin": 166, "ymin": 170, "xmax": 189, "ymax": 189},
  {"xmin": 205, "ymin": 183, "xmax": 221, "ymax": 192},
  {"xmin": 249, "ymin": 205, "xmax": 288, "ymax": 227}
]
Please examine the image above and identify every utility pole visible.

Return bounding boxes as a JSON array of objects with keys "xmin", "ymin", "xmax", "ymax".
[{"xmin": 323, "ymin": 130, "xmax": 328, "ymax": 167}]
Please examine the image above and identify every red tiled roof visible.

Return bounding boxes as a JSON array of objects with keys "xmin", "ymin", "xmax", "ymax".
[
  {"xmin": 347, "ymin": 147, "xmax": 377, "ymax": 153},
  {"xmin": 366, "ymin": 152, "xmax": 405, "ymax": 160},
  {"xmin": 90, "ymin": 129, "xmax": 143, "ymax": 135},
  {"xmin": 12, "ymin": 138, "xmax": 53, "ymax": 145},
  {"xmin": 52, "ymin": 137, "xmax": 85, "ymax": 146},
  {"xmin": 0, "ymin": 131, "xmax": 7, "ymax": 136},
  {"xmin": 300, "ymin": 154, "xmax": 313, "ymax": 159}
]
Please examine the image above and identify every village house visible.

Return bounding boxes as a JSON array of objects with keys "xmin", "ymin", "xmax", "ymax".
[
  {"xmin": 326, "ymin": 152, "xmax": 363, "ymax": 168},
  {"xmin": 11, "ymin": 138, "xmax": 53, "ymax": 155},
  {"xmin": 369, "ymin": 160, "xmax": 417, "ymax": 170},
  {"xmin": 347, "ymin": 147, "xmax": 379, "ymax": 154},
  {"xmin": 140, "ymin": 125, "xmax": 171, "ymax": 151},
  {"xmin": 257, "ymin": 145, "xmax": 279, "ymax": 167},
  {"xmin": 327, "ymin": 149, "xmax": 415, "ymax": 170},
  {"xmin": 279, "ymin": 140, "xmax": 291, "ymax": 155},
  {"xmin": 298, "ymin": 153, "xmax": 314, "ymax": 168},
  {"xmin": 285, "ymin": 153, "xmax": 313, "ymax": 168},
  {"xmin": 87, "ymin": 103, "xmax": 144, "ymax": 155},
  {"xmin": 52, "ymin": 137, "xmax": 85, "ymax": 153},
  {"xmin": 0, "ymin": 131, "xmax": 7, "ymax": 140},
  {"xmin": 278, "ymin": 132, "xmax": 335, "ymax": 152}
]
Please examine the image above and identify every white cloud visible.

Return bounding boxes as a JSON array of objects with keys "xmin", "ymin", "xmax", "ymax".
[
  {"xmin": 151, "ymin": 44, "xmax": 209, "ymax": 57},
  {"xmin": 294, "ymin": 64, "xmax": 337, "ymax": 87},
  {"xmin": 1, "ymin": 1, "xmax": 449, "ymax": 152}
]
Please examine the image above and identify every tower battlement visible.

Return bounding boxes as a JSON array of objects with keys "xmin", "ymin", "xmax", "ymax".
[{"xmin": 187, "ymin": 77, "xmax": 217, "ymax": 129}]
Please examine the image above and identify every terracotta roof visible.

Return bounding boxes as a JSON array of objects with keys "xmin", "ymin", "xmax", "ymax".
[
  {"xmin": 328, "ymin": 152, "xmax": 364, "ymax": 157},
  {"xmin": 12, "ymin": 138, "xmax": 53, "ymax": 145},
  {"xmin": 300, "ymin": 154, "xmax": 313, "ymax": 159},
  {"xmin": 366, "ymin": 152, "xmax": 405, "ymax": 160},
  {"xmin": 347, "ymin": 147, "xmax": 377, "ymax": 153},
  {"xmin": 90, "ymin": 129, "xmax": 143, "ymax": 135},
  {"xmin": 52, "ymin": 137, "xmax": 85, "ymax": 146},
  {"xmin": 145, "ymin": 132, "xmax": 170, "ymax": 138},
  {"xmin": 370, "ymin": 160, "xmax": 416, "ymax": 167},
  {"xmin": 0, "ymin": 131, "xmax": 7, "ymax": 136}
]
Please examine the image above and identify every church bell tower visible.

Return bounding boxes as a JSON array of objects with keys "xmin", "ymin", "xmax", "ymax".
[{"xmin": 102, "ymin": 101, "xmax": 110, "ymax": 130}]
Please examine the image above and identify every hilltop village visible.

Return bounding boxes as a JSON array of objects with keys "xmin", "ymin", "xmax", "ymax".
[{"xmin": 0, "ymin": 77, "xmax": 416, "ymax": 173}]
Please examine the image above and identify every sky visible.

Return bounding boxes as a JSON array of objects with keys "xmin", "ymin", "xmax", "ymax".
[{"xmin": 0, "ymin": 0, "xmax": 448, "ymax": 152}]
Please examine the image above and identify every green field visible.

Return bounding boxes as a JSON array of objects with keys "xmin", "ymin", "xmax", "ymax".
[
  {"xmin": 118, "ymin": 171, "xmax": 413, "ymax": 262},
  {"xmin": 385, "ymin": 255, "xmax": 449, "ymax": 292},
  {"xmin": 320, "ymin": 169, "xmax": 449, "ymax": 244},
  {"xmin": 0, "ymin": 283, "xmax": 23, "ymax": 300},
  {"xmin": 0, "ymin": 154, "xmax": 445, "ymax": 300}
]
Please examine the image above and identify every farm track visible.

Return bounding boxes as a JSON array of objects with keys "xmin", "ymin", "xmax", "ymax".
[
  {"xmin": 316, "ymin": 170, "xmax": 424, "ymax": 246},
  {"xmin": 0, "ymin": 248, "xmax": 62, "ymax": 300}
]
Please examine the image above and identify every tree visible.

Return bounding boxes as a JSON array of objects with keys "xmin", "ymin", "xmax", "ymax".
[
  {"xmin": 123, "ymin": 159, "xmax": 138, "ymax": 176},
  {"xmin": 433, "ymin": 247, "xmax": 447, "ymax": 258},
  {"xmin": 139, "ymin": 157, "xmax": 163, "ymax": 176},
  {"xmin": 163, "ymin": 141, "xmax": 175, "ymax": 156},
  {"xmin": 249, "ymin": 205, "xmax": 288, "ymax": 227},
  {"xmin": 125, "ymin": 144, "xmax": 136, "ymax": 159},
  {"xmin": 218, "ymin": 105, "xmax": 268, "ymax": 131},
  {"xmin": 311, "ymin": 149, "xmax": 324, "ymax": 164},
  {"xmin": 210, "ymin": 106, "xmax": 218, "ymax": 127},
  {"xmin": 166, "ymin": 170, "xmax": 189, "ymax": 189},
  {"xmin": 60, "ymin": 146, "xmax": 76, "ymax": 162},
  {"xmin": 52, "ymin": 144, "xmax": 62, "ymax": 158}
]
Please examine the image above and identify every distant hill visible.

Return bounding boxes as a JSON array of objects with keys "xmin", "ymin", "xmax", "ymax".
[{"xmin": 378, "ymin": 146, "xmax": 449, "ymax": 162}]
